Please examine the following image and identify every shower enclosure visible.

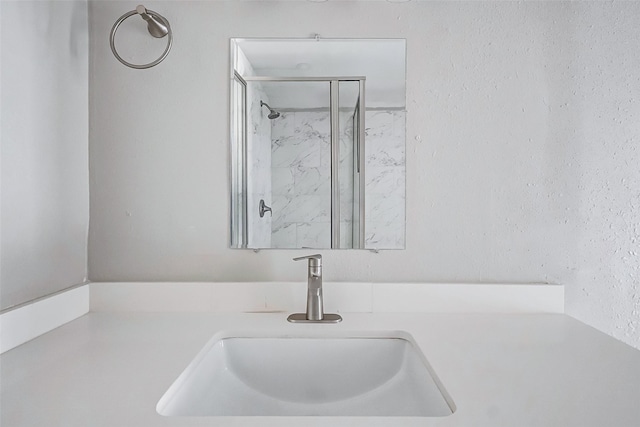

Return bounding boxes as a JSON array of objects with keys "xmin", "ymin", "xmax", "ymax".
[{"xmin": 231, "ymin": 75, "xmax": 365, "ymax": 249}]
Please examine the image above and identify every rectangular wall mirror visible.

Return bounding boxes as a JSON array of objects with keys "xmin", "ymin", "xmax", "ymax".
[{"xmin": 229, "ymin": 38, "xmax": 406, "ymax": 250}]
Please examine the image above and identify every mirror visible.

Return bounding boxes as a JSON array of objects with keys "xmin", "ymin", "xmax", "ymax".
[{"xmin": 230, "ymin": 38, "xmax": 406, "ymax": 250}]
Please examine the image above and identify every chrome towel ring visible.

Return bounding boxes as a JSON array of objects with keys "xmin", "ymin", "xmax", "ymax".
[{"xmin": 109, "ymin": 5, "xmax": 172, "ymax": 69}]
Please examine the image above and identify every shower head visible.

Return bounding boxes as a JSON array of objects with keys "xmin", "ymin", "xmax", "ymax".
[
  {"xmin": 260, "ymin": 101, "xmax": 281, "ymax": 119},
  {"xmin": 136, "ymin": 5, "xmax": 169, "ymax": 38}
]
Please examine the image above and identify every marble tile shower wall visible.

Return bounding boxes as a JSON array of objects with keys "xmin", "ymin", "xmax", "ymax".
[
  {"xmin": 246, "ymin": 83, "xmax": 272, "ymax": 247},
  {"xmin": 364, "ymin": 110, "xmax": 405, "ymax": 249},
  {"xmin": 271, "ymin": 111, "xmax": 332, "ymax": 248},
  {"xmin": 270, "ymin": 110, "xmax": 405, "ymax": 249}
]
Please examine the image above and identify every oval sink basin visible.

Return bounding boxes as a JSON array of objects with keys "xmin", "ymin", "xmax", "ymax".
[{"xmin": 157, "ymin": 331, "xmax": 455, "ymax": 417}]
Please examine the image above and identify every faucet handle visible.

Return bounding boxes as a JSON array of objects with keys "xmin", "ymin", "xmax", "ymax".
[{"xmin": 293, "ymin": 254, "xmax": 322, "ymax": 267}]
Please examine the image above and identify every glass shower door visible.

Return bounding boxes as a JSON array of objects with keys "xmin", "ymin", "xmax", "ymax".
[
  {"xmin": 336, "ymin": 80, "xmax": 364, "ymax": 249},
  {"xmin": 236, "ymin": 77, "xmax": 364, "ymax": 249}
]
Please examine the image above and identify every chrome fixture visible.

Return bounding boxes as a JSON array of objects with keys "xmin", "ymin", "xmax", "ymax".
[
  {"xmin": 136, "ymin": 5, "xmax": 169, "ymax": 38},
  {"xmin": 259, "ymin": 199, "xmax": 272, "ymax": 217},
  {"xmin": 260, "ymin": 101, "xmax": 281, "ymax": 119},
  {"xmin": 287, "ymin": 254, "xmax": 342, "ymax": 323},
  {"xmin": 109, "ymin": 5, "xmax": 172, "ymax": 69}
]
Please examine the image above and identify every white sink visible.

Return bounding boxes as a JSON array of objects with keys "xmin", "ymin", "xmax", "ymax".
[{"xmin": 157, "ymin": 330, "xmax": 455, "ymax": 417}]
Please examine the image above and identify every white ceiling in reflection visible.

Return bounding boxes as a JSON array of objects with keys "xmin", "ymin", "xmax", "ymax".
[{"xmin": 234, "ymin": 39, "xmax": 406, "ymax": 110}]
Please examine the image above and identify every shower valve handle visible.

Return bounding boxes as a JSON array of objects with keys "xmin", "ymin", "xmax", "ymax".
[{"xmin": 259, "ymin": 199, "xmax": 272, "ymax": 218}]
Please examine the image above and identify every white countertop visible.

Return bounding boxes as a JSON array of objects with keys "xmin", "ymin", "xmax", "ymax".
[{"xmin": 2, "ymin": 312, "xmax": 640, "ymax": 426}]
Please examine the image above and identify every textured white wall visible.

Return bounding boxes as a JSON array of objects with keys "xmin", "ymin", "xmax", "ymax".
[
  {"xmin": 1, "ymin": 1, "xmax": 89, "ymax": 310},
  {"xmin": 560, "ymin": 2, "xmax": 640, "ymax": 349},
  {"xmin": 88, "ymin": 1, "xmax": 639, "ymax": 349}
]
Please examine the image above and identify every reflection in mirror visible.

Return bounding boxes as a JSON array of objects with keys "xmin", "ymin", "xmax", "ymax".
[{"xmin": 230, "ymin": 38, "xmax": 406, "ymax": 250}]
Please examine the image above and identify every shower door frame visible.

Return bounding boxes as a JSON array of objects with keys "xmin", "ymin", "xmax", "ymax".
[
  {"xmin": 230, "ymin": 71, "xmax": 249, "ymax": 248},
  {"xmin": 243, "ymin": 76, "xmax": 366, "ymax": 249}
]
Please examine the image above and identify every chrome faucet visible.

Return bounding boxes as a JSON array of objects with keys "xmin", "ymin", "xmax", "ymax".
[{"xmin": 287, "ymin": 254, "xmax": 342, "ymax": 323}]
